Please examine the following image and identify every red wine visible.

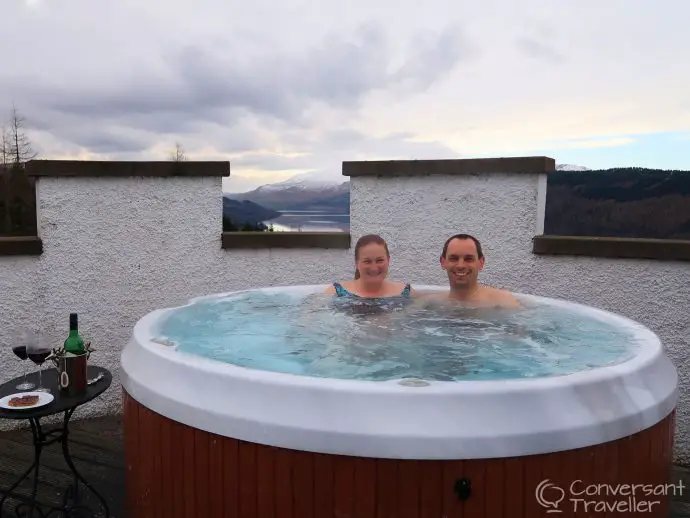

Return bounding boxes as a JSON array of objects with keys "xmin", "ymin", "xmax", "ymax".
[
  {"xmin": 12, "ymin": 346, "xmax": 28, "ymax": 360},
  {"xmin": 28, "ymin": 349, "xmax": 51, "ymax": 365}
]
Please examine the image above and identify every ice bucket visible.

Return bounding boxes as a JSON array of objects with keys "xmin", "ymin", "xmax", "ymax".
[
  {"xmin": 56, "ymin": 352, "xmax": 88, "ymax": 395},
  {"xmin": 49, "ymin": 344, "xmax": 92, "ymax": 396}
]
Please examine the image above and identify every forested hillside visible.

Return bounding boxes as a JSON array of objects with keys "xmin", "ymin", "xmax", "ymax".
[{"xmin": 544, "ymin": 168, "xmax": 690, "ymax": 239}]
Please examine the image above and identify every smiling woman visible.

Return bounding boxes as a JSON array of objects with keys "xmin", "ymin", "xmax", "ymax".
[{"xmin": 324, "ymin": 233, "xmax": 413, "ymax": 299}]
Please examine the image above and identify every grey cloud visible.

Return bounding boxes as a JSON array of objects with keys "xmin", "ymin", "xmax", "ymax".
[
  {"xmin": 224, "ymin": 128, "xmax": 464, "ymax": 192},
  {"xmin": 233, "ymin": 129, "xmax": 462, "ymax": 174},
  {"xmin": 5, "ymin": 108, "xmax": 165, "ymax": 155},
  {"xmin": 392, "ymin": 26, "xmax": 478, "ymax": 90},
  {"xmin": 515, "ymin": 37, "xmax": 565, "ymax": 64},
  {"xmin": 9, "ymin": 101, "xmax": 265, "ymax": 157},
  {"xmin": 16, "ymin": 22, "xmax": 474, "ymax": 130},
  {"xmin": 0, "ymin": 15, "xmax": 477, "ymax": 171},
  {"xmin": 72, "ymin": 131, "xmax": 151, "ymax": 154}
]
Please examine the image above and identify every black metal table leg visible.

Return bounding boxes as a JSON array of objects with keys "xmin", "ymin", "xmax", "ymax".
[
  {"xmin": 0, "ymin": 411, "xmax": 110, "ymax": 518},
  {"xmin": 0, "ymin": 366, "xmax": 114, "ymax": 518},
  {"xmin": 43, "ymin": 408, "xmax": 110, "ymax": 518},
  {"xmin": 0, "ymin": 418, "xmax": 45, "ymax": 518}
]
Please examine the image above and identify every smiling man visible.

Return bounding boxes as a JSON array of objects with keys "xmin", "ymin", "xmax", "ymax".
[{"xmin": 435, "ymin": 233, "xmax": 521, "ymax": 308}]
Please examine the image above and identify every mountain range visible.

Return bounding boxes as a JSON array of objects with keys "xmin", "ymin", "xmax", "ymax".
[
  {"xmin": 221, "ymin": 163, "xmax": 690, "ymax": 239},
  {"xmin": 223, "ymin": 172, "xmax": 349, "ymax": 225},
  {"xmin": 222, "ymin": 164, "xmax": 587, "ymax": 225},
  {"xmin": 226, "ymin": 172, "xmax": 349, "ymax": 214}
]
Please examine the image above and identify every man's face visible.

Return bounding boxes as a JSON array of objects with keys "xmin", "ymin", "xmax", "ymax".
[{"xmin": 440, "ymin": 238, "xmax": 485, "ymax": 289}]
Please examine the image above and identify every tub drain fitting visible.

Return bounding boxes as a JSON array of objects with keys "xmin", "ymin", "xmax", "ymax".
[{"xmin": 454, "ymin": 478, "xmax": 471, "ymax": 501}]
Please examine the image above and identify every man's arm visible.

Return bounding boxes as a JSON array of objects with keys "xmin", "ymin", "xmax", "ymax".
[{"xmin": 496, "ymin": 289, "xmax": 522, "ymax": 308}]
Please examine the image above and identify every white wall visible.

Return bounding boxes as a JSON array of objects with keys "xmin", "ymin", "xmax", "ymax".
[{"xmin": 1, "ymin": 169, "xmax": 688, "ymax": 465}]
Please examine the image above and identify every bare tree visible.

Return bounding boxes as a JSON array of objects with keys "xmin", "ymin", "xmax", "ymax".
[
  {"xmin": 7, "ymin": 105, "xmax": 37, "ymax": 166},
  {"xmin": 171, "ymin": 142, "xmax": 187, "ymax": 162},
  {"xmin": 0, "ymin": 125, "xmax": 10, "ymax": 169},
  {"xmin": 1, "ymin": 125, "xmax": 10, "ymax": 233},
  {"xmin": 1, "ymin": 105, "xmax": 38, "ymax": 236}
]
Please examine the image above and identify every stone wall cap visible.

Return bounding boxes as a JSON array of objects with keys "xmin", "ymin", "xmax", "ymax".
[
  {"xmin": 533, "ymin": 235, "xmax": 690, "ymax": 261},
  {"xmin": 221, "ymin": 232, "xmax": 350, "ymax": 249},
  {"xmin": 25, "ymin": 160, "xmax": 230, "ymax": 178},
  {"xmin": 0, "ymin": 236, "xmax": 43, "ymax": 256},
  {"xmin": 342, "ymin": 156, "xmax": 556, "ymax": 177}
]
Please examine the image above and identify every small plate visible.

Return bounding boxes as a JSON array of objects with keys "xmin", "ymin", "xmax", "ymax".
[{"xmin": 0, "ymin": 391, "xmax": 54, "ymax": 411}]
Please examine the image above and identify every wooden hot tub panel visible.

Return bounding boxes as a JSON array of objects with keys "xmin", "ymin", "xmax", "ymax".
[{"xmin": 123, "ymin": 391, "xmax": 675, "ymax": 518}]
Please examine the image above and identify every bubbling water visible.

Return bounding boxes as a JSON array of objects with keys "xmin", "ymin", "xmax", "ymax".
[{"xmin": 153, "ymin": 290, "xmax": 641, "ymax": 381}]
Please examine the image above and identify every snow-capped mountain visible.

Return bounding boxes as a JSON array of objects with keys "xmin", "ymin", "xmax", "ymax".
[
  {"xmin": 556, "ymin": 164, "xmax": 590, "ymax": 171},
  {"xmin": 257, "ymin": 171, "xmax": 344, "ymax": 192},
  {"xmin": 229, "ymin": 171, "xmax": 348, "ymax": 211}
]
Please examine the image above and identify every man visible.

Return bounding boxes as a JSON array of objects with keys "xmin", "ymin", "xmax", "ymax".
[{"xmin": 434, "ymin": 233, "xmax": 521, "ymax": 308}]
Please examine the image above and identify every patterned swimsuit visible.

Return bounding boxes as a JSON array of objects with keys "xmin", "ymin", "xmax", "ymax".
[{"xmin": 332, "ymin": 282, "xmax": 412, "ymax": 299}]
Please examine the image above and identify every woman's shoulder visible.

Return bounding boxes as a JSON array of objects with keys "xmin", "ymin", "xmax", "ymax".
[
  {"xmin": 386, "ymin": 280, "xmax": 413, "ymax": 295},
  {"xmin": 324, "ymin": 280, "xmax": 354, "ymax": 295}
]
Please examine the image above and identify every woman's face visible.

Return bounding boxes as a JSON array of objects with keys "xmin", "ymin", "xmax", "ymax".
[{"xmin": 356, "ymin": 243, "xmax": 390, "ymax": 281}]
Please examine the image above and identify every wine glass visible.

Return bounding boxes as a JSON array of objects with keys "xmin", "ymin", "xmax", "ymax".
[
  {"xmin": 26, "ymin": 330, "xmax": 52, "ymax": 393},
  {"xmin": 10, "ymin": 333, "xmax": 36, "ymax": 391}
]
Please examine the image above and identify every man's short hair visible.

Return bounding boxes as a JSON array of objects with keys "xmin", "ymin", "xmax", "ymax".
[{"xmin": 440, "ymin": 234, "xmax": 483, "ymax": 260}]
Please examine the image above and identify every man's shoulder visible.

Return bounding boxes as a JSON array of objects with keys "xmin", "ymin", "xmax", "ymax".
[
  {"xmin": 480, "ymin": 285, "xmax": 521, "ymax": 307},
  {"xmin": 414, "ymin": 290, "xmax": 446, "ymax": 299}
]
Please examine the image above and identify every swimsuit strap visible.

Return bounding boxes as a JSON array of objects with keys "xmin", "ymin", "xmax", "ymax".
[
  {"xmin": 334, "ymin": 282, "xmax": 411, "ymax": 298},
  {"xmin": 332, "ymin": 282, "xmax": 350, "ymax": 297}
]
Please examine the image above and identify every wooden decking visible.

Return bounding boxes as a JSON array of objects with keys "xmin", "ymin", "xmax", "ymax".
[
  {"xmin": 1, "ymin": 414, "xmax": 690, "ymax": 517},
  {"xmin": 0, "ymin": 415, "xmax": 123, "ymax": 518}
]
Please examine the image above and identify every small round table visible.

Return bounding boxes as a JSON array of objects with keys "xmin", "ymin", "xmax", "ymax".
[{"xmin": 0, "ymin": 365, "xmax": 112, "ymax": 518}]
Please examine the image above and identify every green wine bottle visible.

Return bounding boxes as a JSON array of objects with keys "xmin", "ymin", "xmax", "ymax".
[{"xmin": 64, "ymin": 313, "xmax": 86, "ymax": 355}]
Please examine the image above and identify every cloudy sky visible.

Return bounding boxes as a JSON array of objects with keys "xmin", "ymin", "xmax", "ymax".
[{"xmin": 2, "ymin": 0, "xmax": 688, "ymax": 192}]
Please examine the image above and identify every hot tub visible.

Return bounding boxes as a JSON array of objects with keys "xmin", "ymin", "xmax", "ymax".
[{"xmin": 120, "ymin": 285, "xmax": 678, "ymax": 517}]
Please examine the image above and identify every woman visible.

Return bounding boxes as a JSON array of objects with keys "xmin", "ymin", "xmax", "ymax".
[{"xmin": 325, "ymin": 234, "xmax": 412, "ymax": 299}]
